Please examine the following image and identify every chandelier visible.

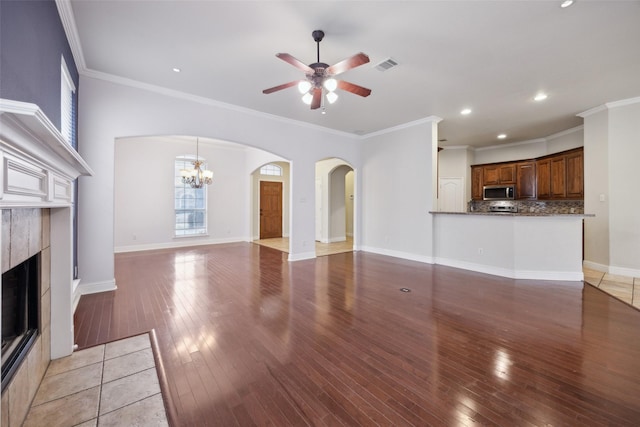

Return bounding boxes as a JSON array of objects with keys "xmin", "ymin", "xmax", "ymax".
[{"xmin": 180, "ymin": 138, "xmax": 213, "ymax": 188}]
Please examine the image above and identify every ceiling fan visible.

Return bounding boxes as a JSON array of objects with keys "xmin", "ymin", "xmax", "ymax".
[{"xmin": 263, "ymin": 30, "xmax": 372, "ymax": 110}]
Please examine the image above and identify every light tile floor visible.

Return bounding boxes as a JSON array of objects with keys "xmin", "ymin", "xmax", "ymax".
[
  {"xmin": 254, "ymin": 236, "xmax": 354, "ymax": 256},
  {"xmin": 23, "ymin": 333, "xmax": 169, "ymax": 427},
  {"xmin": 583, "ymin": 267, "xmax": 640, "ymax": 309}
]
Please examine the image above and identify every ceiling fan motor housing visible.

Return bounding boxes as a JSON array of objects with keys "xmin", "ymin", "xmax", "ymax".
[{"xmin": 308, "ymin": 62, "xmax": 330, "ymax": 87}]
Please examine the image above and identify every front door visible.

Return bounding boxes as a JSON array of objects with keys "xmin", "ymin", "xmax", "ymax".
[{"xmin": 260, "ymin": 181, "xmax": 283, "ymax": 239}]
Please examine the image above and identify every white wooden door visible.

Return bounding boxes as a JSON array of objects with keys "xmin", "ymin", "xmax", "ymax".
[{"xmin": 438, "ymin": 177, "xmax": 465, "ymax": 212}]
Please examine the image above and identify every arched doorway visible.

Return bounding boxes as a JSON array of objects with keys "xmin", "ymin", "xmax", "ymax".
[{"xmin": 315, "ymin": 158, "xmax": 354, "ymax": 256}]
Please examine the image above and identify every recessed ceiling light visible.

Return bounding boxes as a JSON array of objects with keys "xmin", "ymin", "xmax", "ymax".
[
  {"xmin": 560, "ymin": 0, "xmax": 574, "ymax": 8},
  {"xmin": 460, "ymin": 108, "xmax": 472, "ymax": 115},
  {"xmin": 498, "ymin": 134, "xmax": 507, "ymax": 139},
  {"xmin": 172, "ymin": 67, "xmax": 181, "ymax": 73},
  {"xmin": 534, "ymin": 93, "xmax": 548, "ymax": 101}
]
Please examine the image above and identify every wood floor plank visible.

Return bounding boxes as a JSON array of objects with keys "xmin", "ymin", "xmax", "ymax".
[{"xmin": 74, "ymin": 243, "xmax": 640, "ymax": 426}]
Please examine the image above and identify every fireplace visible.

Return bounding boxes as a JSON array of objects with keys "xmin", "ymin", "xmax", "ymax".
[
  {"xmin": 0, "ymin": 100, "xmax": 92, "ymax": 426},
  {"xmin": 1, "ymin": 253, "xmax": 40, "ymax": 392}
]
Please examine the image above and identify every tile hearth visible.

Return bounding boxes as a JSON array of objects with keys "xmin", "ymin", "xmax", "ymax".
[{"xmin": 22, "ymin": 333, "xmax": 169, "ymax": 427}]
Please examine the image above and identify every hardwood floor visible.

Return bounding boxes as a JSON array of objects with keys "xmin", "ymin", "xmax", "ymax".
[{"xmin": 74, "ymin": 243, "xmax": 640, "ymax": 426}]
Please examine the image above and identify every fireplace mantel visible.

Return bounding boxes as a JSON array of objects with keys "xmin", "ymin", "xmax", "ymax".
[
  {"xmin": 0, "ymin": 99, "xmax": 93, "ymax": 207},
  {"xmin": 1, "ymin": 98, "xmax": 93, "ymax": 365}
]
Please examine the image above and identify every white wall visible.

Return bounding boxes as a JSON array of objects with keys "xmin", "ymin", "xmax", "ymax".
[
  {"xmin": 608, "ymin": 101, "xmax": 640, "ymax": 274},
  {"xmin": 114, "ymin": 136, "xmax": 251, "ymax": 252},
  {"xmin": 582, "ymin": 98, "xmax": 640, "ymax": 276},
  {"xmin": 78, "ymin": 76, "xmax": 360, "ymax": 289},
  {"xmin": 547, "ymin": 127, "xmax": 584, "ymax": 153},
  {"xmin": 345, "ymin": 170, "xmax": 354, "ymax": 237},
  {"xmin": 360, "ymin": 119, "xmax": 439, "ymax": 262},
  {"xmin": 472, "ymin": 126, "xmax": 583, "ymax": 165},
  {"xmin": 583, "ymin": 109, "xmax": 610, "ymax": 270},
  {"xmin": 329, "ymin": 165, "xmax": 350, "ymax": 242}
]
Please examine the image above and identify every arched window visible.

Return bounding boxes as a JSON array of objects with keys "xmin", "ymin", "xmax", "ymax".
[
  {"xmin": 260, "ymin": 164, "xmax": 282, "ymax": 176},
  {"xmin": 174, "ymin": 156, "xmax": 207, "ymax": 236}
]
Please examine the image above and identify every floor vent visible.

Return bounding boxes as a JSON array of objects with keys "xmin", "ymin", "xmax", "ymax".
[{"xmin": 375, "ymin": 58, "xmax": 399, "ymax": 72}]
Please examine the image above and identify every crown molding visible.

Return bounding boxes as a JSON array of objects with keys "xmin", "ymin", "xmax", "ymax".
[
  {"xmin": 577, "ymin": 96, "xmax": 640, "ymax": 118},
  {"xmin": 606, "ymin": 96, "xmax": 640, "ymax": 109},
  {"xmin": 440, "ymin": 145, "xmax": 473, "ymax": 151},
  {"xmin": 55, "ymin": 0, "xmax": 87, "ymax": 72},
  {"xmin": 546, "ymin": 125, "xmax": 583, "ymax": 140},
  {"xmin": 361, "ymin": 116, "xmax": 443, "ymax": 140},
  {"xmin": 475, "ymin": 138, "xmax": 546, "ymax": 152},
  {"xmin": 82, "ymin": 70, "xmax": 362, "ymax": 140}
]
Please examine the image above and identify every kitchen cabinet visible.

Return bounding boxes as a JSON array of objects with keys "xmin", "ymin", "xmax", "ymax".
[
  {"xmin": 472, "ymin": 147, "xmax": 583, "ymax": 201},
  {"xmin": 471, "ymin": 165, "xmax": 483, "ymax": 200},
  {"xmin": 550, "ymin": 155, "xmax": 567, "ymax": 198},
  {"xmin": 483, "ymin": 163, "xmax": 515, "ymax": 185},
  {"xmin": 566, "ymin": 150, "xmax": 584, "ymax": 198},
  {"xmin": 516, "ymin": 161, "xmax": 536, "ymax": 199},
  {"xmin": 536, "ymin": 159, "xmax": 551, "ymax": 199},
  {"xmin": 537, "ymin": 148, "xmax": 583, "ymax": 200}
]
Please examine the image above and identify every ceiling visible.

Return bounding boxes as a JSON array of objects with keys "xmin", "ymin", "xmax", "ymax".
[{"xmin": 66, "ymin": 0, "xmax": 640, "ymax": 147}]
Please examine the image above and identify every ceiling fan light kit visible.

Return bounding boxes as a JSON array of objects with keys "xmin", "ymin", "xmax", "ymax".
[{"xmin": 263, "ymin": 30, "xmax": 372, "ymax": 111}]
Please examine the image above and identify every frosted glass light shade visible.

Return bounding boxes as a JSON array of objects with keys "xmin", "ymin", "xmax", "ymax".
[
  {"xmin": 326, "ymin": 91, "xmax": 338, "ymax": 104},
  {"xmin": 302, "ymin": 92, "xmax": 313, "ymax": 105},
  {"xmin": 298, "ymin": 80, "xmax": 312, "ymax": 94},
  {"xmin": 323, "ymin": 78, "xmax": 338, "ymax": 92}
]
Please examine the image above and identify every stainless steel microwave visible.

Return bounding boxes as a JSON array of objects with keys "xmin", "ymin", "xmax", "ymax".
[{"xmin": 483, "ymin": 185, "xmax": 515, "ymax": 200}]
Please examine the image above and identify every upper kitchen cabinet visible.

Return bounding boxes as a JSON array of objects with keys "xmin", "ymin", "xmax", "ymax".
[
  {"xmin": 537, "ymin": 147, "xmax": 583, "ymax": 200},
  {"xmin": 483, "ymin": 163, "xmax": 516, "ymax": 185},
  {"xmin": 565, "ymin": 149, "xmax": 584, "ymax": 199},
  {"xmin": 516, "ymin": 161, "xmax": 536, "ymax": 199},
  {"xmin": 471, "ymin": 165, "xmax": 483, "ymax": 200},
  {"xmin": 472, "ymin": 147, "xmax": 583, "ymax": 201}
]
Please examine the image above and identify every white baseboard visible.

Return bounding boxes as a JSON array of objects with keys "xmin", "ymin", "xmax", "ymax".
[
  {"xmin": 435, "ymin": 257, "xmax": 583, "ymax": 281},
  {"xmin": 609, "ymin": 265, "xmax": 640, "ymax": 278},
  {"xmin": 114, "ymin": 236, "xmax": 248, "ymax": 253},
  {"xmin": 73, "ymin": 278, "xmax": 117, "ymax": 313},
  {"xmin": 582, "ymin": 260, "xmax": 609, "ymax": 272},
  {"xmin": 582, "ymin": 260, "xmax": 640, "ymax": 279},
  {"xmin": 360, "ymin": 246, "xmax": 434, "ymax": 264},
  {"xmin": 288, "ymin": 251, "xmax": 316, "ymax": 261},
  {"xmin": 328, "ymin": 236, "xmax": 347, "ymax": 243}
]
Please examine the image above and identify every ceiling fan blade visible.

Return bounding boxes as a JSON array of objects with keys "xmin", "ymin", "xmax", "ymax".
[
  {"xmin": 310, "ymin": 88, "xmax": 322, "ymax": 110},
  {"xmin": 337, "ymin": 80, "xmax": 372, "ymax": 97},
  {"xmin": 326, "ymin": 52, "xmax": 370, "ymax": 75},
  {"xmin": 276, "ymin": 53, "xmax": 314, "ymax": 73},
  {"xmin": 263, "ymin": 81, "xmax": 300, "ymax": 94}
]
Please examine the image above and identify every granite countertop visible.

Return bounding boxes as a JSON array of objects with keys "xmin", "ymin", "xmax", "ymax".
[{"xmin": 430, "ymin": 211, "xmax": 595, "ymax": 217}]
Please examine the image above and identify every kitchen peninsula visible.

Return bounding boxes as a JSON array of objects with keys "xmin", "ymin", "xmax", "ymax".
[{"xmin": 430, "ymin": 211, "xmax": 592, "ymax": 281}]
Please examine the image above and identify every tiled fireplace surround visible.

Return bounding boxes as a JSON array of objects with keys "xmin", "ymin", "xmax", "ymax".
[{"xmin": 1, "ymin": 209, "xmax": 52, "ymax": 426}]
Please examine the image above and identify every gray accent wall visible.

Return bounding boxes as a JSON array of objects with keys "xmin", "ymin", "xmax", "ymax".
[{"xmin": 0, "ymin": 0, "xmax": 79, "ymax": 131}]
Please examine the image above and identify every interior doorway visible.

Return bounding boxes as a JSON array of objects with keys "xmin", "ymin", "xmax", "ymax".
[
  {"xmin": 259, "ymin": 181, "xmax": 283, "ymax": 239},
  {"xmin": 315, "ymin": 159, "xmax": 354, "ymax": 249}
]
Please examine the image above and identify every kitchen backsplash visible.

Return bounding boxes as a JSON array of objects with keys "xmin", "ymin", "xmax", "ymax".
[{"xmin": 469, "ymin": 200, "xmax": 584, "ymax": 214}]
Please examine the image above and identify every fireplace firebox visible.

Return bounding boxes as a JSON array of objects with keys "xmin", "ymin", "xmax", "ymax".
[{"xmin": 1, "ymin": 253, "xmax": 40, "ymax": 392}]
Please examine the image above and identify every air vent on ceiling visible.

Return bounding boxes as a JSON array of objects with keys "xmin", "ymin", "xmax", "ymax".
[{"xmin": 374, "ymin": 57, "xmax": 398, "ymax": 72}]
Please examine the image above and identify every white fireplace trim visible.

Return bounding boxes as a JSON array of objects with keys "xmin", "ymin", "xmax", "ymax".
[{"xmin": 1, "ymin": 98, "xmax": 93, "ymax": 362}]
